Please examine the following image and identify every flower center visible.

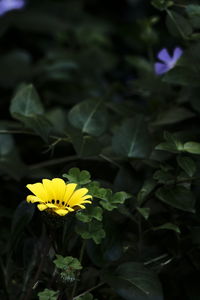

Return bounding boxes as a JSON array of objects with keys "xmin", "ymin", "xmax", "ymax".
[{"xmin": 49, "ymin": 199, "xmax": 68, "ymax": 207}]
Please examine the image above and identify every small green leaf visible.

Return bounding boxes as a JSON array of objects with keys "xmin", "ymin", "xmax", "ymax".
[
  {"xmin": 183, "ymin": 142, "xmax": 200, "ymax": 154},
  {"xmin": 63, "ymin": 168, "xmax": 91, "ymax": 185},
  {"xmin": 76, "ymin": 220, "xmax": 105, "ymax": 244},
  {"xmin": 156, "ymin": 186, "xmax": 195, "ymax": 212},
  {"xmin": 53, "ymin": 255, "xmax": 82, "ymax": 271},
  {"xmin": 153, "ymin": 170, "xmax": 174, "ymax": 184},
  {"xmin": 153, "ymin": 222, "xmax": 181, "ymax": 233},
  {"xmin": 137, "ymin": 179, "xmax": 157, "ymax": 206},
  {"xmin": 177, "ymin": 156, "xmax": 196, "ymax": 177},
  {"xmin": 38, "ymin": 289, "xmax": 59, "ymax": 300},
  {"xmin": 100, "ymin": 191, "xmax": 131, "ymax": 211},
  {"xmin": 76, "ymin": 293, "xmax": 97, "ymax": 300},
  {"xmin": 76, "ymin": 206, "xmax": 103, "ymax": 223},
  {"xmin": 68, "ymin": 99, "xmax": 108, "ymax": 136},
  {"xmin": 112, "ymin": 115, "xmax": 152, "ymax": 158},
  {"xmin": 137, "ymin": 207, "xmax": 150, "ymax": 220}
]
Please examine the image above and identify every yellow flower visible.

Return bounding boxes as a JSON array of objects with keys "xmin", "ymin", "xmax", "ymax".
[{"xmin": 26, "ymin": 178, "xmax": 92, "ymax": 216}]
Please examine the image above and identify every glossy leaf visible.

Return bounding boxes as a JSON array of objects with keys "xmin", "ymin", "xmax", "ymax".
[
  {"xmin": 103, "ymin": 262, "xmax": 163, "ymax": 300},
  {"xmin": 112, "ymin": 116, "xmax": 152, "ymax": 158},
  {"xmin": 156, "ymin": 186, "xmax": 195, "ymax": 212},
  {"xmin": 68, "ymin": 99, "xmax": 108, "ymax": 136},
  {"xmin": 177, "ymin": 156, "xmax": 196, "ymax": 177}
]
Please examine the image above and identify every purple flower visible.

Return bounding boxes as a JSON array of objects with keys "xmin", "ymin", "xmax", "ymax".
[
  {"xmin": 154, "ymin": 47, "xmax": 183, "ymax": 75},
  {"xmin": 0, "ymin": 0, "xmax": 25, "ymax": 16}
]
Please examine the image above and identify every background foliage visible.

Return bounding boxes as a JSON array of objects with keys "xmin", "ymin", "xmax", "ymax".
[{"xmin": 1, "ymin": 0, "xmax": 200, "ymax": 299}]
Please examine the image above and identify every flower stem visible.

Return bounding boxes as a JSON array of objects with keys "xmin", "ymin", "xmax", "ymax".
[{"xmin": 70, "ymin": 240, "xmax": 86, "ymax": 300}]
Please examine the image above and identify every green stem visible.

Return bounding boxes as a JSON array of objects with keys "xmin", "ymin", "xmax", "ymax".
[
  {"xmin": 71, "ymin": 240, "xmax": 86, "ymax": 300},
  {"xmin": 73, "ymin": 282, "xmax": 105, "ymax": 300}
]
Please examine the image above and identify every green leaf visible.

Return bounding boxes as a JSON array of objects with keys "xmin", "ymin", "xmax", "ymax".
[
  {"xmin": 166, "ymin": 10, "xmax": 193, "ymax": 38},
  {"xmin": 68, "ymin": 99, "xmax": 108, "ymax": 136},
  {"xmin": 76, "ymin": 206, "xmax": 103, "ymax": 223},
  {"xmin": 183, "ymin": 142, "xmax": 200, "ymax": 154},
  {"xmin": 103, "ymin": 262, "xmax": 163, "ymax": 300},
  {"xmin": 156, "ymin": 186, "xmax": 195, "ymax": 212},
  {"xmin": 112, "ymin": 116, "xmax": 152, "ymax": 158},
  {"xmin": 100, "ymin": 191, "xmax": 131, "ymax": 211},
  {"xmin": 151, "ymin": 0, "xmax": 173, "ymax": 11},
  {"xmin": 67, "ymin": 126, "xmax": 102, "ymax": 157},
  {"xmin": 86, "ymin": 181, "xmax": 131, "ymax": 211},
  {"xmin": 53, "ymin": 255, "xmax": 82, "ymax": 271},
  {"xmin": 153, "ymin": 107, "xmax": 194, "ymax": 126},
  {"xmin": 177, "ymin": 156, "xmax": 196, "ymax": 177},
  {"xmin": 155, "ymin": 132, "xmax": 184, "ymax": 153},
  {"xmin": 10, "ymin": 84, "xmax": 44, "ymax": 116},
  {"xmin": 153, "ymin": 222, "xmax": 180, "ymax": 233},
  {"xmin": 76, "ymin": 220, "xmax": 105, "ymax": 244},
  {"xmin": 162, "ymin": 67, "xmax": 199, "ymax": 86},
  {"xmin": 76, "ymin": 293, "xmax": 97, "ymax": 300},
  {"xmin": 9, "ymin": 201, "xmax": 35, "ymax": 252},
  {"xmin": 63, "ymin": 168, "xmax": 91, "ymax": 185},
  {"xmin": 38, "ymin": 289, "xmax": 59, "ymax": 300},
  {"xmin": 186, "ymin": 5, "xmax": 200, "ymax": 29},
  {"xmin": 137, "ymin": 207, "xmax": 150, "ymax": 220},
  {"xmin": 10, "ymin": 84, "xmax": 52, "ymax": 141},
  {"xmin": 137, "ymin": 179, "xmax": 157, "ymax": 206},
  {"xmin": 153, "ymin": 170, "xmax": 174, "ymax": 184}
]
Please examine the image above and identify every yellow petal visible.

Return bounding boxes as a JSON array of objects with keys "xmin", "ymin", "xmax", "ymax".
[
  {"xmin": 26, "ymin": 195, "xmax": 44, "ymax": 203},
  {"xmin": 63, "ymin": 183, "xmax": 77, "ymax": 203},
  {"xmin": 67, "ymin": 188, "xmax": 89, "ymax": 207},
  {"xmin": 54, "ymin": 209, "xmax": 69, "ymax": 216},
  {"xmin": 26, "ymin": 183, "xmax": 48, "ymax": 201},
  {"xmin": 42, "ymin": 179, "xmax": 56, "ymax": 200},
  {"xmin": 37, "ymin": 204, "xmax": 48, "ymax": 211},
  {"xmin": 51, "ymin": 178, "xmax": 66, "ymax": 201}
]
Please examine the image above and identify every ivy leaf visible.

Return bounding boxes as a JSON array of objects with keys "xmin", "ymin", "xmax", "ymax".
[
  {"xmin": 103, "ymin": 262, "xmax": 163, "ymax": 300},
  {"xmin": 68, "ymin": 99, "xmax": 108, "ymax": 136},
  {"xmin": 86, "ymin": 181, "xmax": 112, "ymax": 200},
  {"xmin": 153, "ymin": 222, "xmax": 181, "ymax": 234},
  {"xmin": 177, "ymin": 156, "xmax": 196, "ymax": 177},
  {"xmin": 63, "ymin": 168, "xmax": 91, "ymax": 185},
  {"xmin": 156, "ymin": 186, "xmax": 195, "ymax": 212},
  {"xmin": 53, "ymin": 255, "xmax": 82, "ymax": 271},
  {"xmin": 76, "ymin": 220, "xmax": 105, "ymax": 244},
  {"xmin": 183, "ymin": 142, "xmax": 200, "ymax": 154},
  {"xmin": 136, "ymin": 207, "xmax": 150, "ymax": 220},
  {"xmin": 10, "ymin": 84, "xmax": 52, "ymax": 141},
  {"xmin": 100, "ymin": 191, "xmax": 131, "ymax": 211},
  {"xmin": 112, "ymin": 116, "xmax": 152, "ymax": 158},
  {"xmin": 38, "ymin": 289, "xmax": 59, "ymax": 300},
  {"xmin": 76, "ymin": 206, "xmax": 103, "ymax": 223},
  {"xmin": 137, "ymin": 179, "xmax": 157, "ymax": 206}
]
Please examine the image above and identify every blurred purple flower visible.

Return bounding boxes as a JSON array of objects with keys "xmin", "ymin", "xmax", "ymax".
[
  {"xmin": 154, "ymin": 47, "xmax": 183, "ymax": 75},
  {"xmin": 0, "ymin": 0, "xmax": 25, "ymax": 16}
]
